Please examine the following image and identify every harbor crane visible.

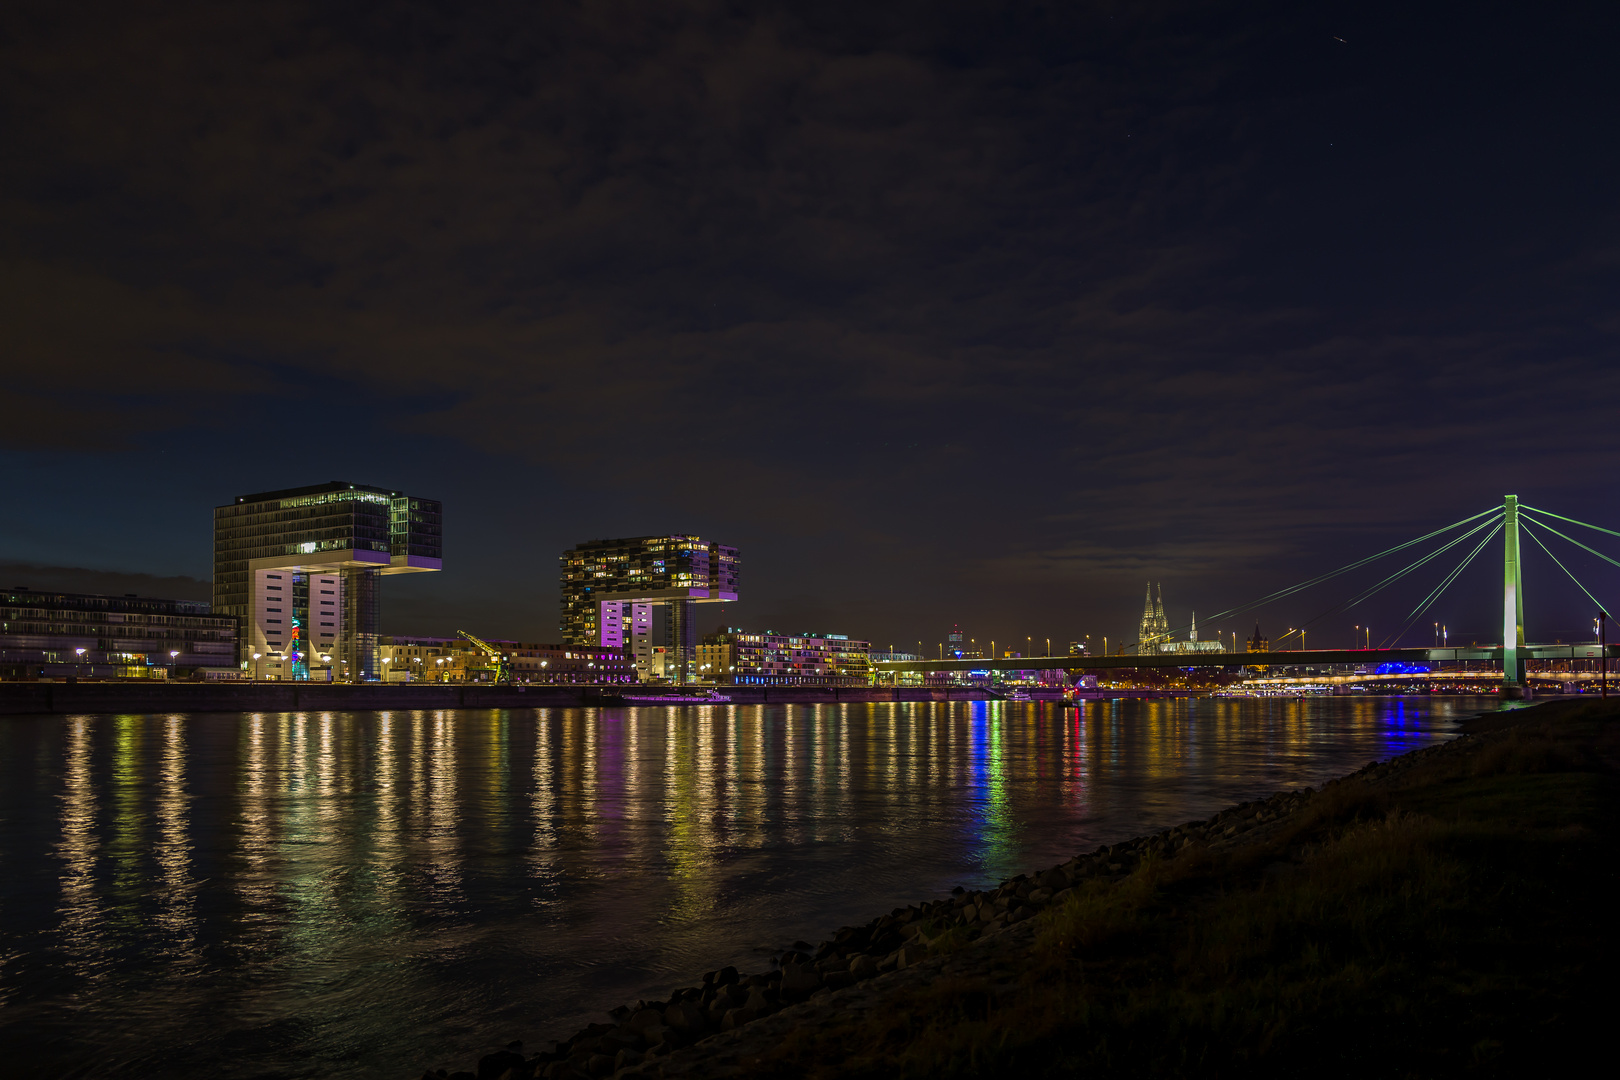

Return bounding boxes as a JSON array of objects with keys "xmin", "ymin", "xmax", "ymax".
[{"xmin": 455, "ymin": 629, "xmax": 512, "ymax": 683}]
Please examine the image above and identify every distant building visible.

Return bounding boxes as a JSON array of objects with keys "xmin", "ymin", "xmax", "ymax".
[
  {"xmin": 698, "ymin": 628, "xmax": 871, "ymax": 685},
  {"xmin": 559, "ymin": 535, "xmax": 737, "ymax": 682},
  {"xmin": 1068, "ymin": 640, "xmax": 1090, "ymax": 656},
  {"xmin": 1138, "ymin": 583, "xmax": 1169, "ymax": 650},
  {"xmin": 0, "ymin": 587, "xmax": 238, "ymax": 680},
  {"xmin": 1157, "ymin": 611, "xmax": 1224, "ymax": 655},
  {"xmin": 1139, "ymin": 583, "xmax": 1222, "ymax": 654},
  {"xmin": 1247, "ymin": 623, "xmax": 1270, "ymax": 652},
  {"xmin": 377, "ymin": 636, "xmax": 634, "ymax": 683},
  {"xmin": 945, "ymin": 624, "xmax": 982, "ymax": 659},
  {"xmin": 213, "ymin": 481, "xmax": 442, "ymax": 681}
]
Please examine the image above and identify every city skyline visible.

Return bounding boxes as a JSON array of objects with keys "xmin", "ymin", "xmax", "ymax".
[{"xmin": 4, "ymin": 2, "xmax": 1619, "ymax": 652}]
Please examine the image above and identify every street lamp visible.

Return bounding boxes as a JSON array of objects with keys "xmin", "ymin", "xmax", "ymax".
[
  {"xmin": 252, "ymin": 652, "xmax": 262, "ymax": 681},
  {"xmin": 74, "ymin": 647, "xmax": 86, "ymax": 678},
  {"xmin": 169, "ymin": 650, "xmax": 179, "ymax": 679}
]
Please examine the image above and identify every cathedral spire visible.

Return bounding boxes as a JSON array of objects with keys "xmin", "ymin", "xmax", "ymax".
[{"xmin": 1190, "ymin": 610, "xmax": 1197, "ymax": 642}]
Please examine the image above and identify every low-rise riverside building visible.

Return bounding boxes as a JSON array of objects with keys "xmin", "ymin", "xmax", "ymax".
[
  {"xmin": 698, "ymin": 628, "xmax": 872, "ymax": 685},
  {"xmin": 0, "ymin": 587, "xmax": 239, "ymax": 680},
  {"xmin": 378, "ymin": 636, "xmax": 635, "ymax": 683}
]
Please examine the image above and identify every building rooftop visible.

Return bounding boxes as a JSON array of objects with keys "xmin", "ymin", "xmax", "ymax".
[{"xmin": 232, "ymin": 480, "xmax": 402, "ymax": 505}]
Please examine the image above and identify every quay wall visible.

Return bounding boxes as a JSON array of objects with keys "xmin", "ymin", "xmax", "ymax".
[{"xmin": 0, "ymin": 683, "xmax": 994, "ymax": 716}]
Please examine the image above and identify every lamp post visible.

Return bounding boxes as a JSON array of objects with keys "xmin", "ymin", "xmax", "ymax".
[
  {"xmin": 74, "ymin": 647, "xmax": 86, "ymax": 678},
  {"xmin": 252, "ymin": 652, "xmax": 262, "ymax": 681},
  {"xmin": 1600, "ymin": 610, "xmax": 1609, "ymax": 700},
  {"xmin": 169, "ymin": 650, "xmax": 179, "ymax": 679}
]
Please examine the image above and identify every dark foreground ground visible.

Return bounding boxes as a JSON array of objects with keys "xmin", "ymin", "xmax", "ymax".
[{"xmin": 429, "ymin": 696, "xmax": 1618, "ymax": 1079}]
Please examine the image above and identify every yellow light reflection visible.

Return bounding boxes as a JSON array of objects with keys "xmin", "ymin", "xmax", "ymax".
[{"xmin": 56, "ymin": 715, "xmax": 102, "ymax": 973}]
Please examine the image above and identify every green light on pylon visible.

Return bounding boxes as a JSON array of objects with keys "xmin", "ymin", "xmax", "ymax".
[{"xmin": 1503, "ymin": 495, "xmax": 1526, "ymax": 685}]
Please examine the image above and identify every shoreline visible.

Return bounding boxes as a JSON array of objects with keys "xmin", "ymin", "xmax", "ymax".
[
  {"xmin": 0, "ymin": 682, "xmax": 997, "ymax": 715},
  {"xmin": 421, "ymin": 695, "xmax": 1615, "ymax": 1079},
  {"xmin": 0, "ymin": 682, "xmax": 1527, "ymax": 716}
]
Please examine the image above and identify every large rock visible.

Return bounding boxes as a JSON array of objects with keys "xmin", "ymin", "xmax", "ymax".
[
  {"xmin": 624, "ymin": 1008, "xmax": 664, "ymax": 1033},
  {"xmin": 719, "ymin": 1006, "xmax": 759, "ymax": 1032},
  {"xmin": 662, "ymin": 1000, "xmax": 706, "ymax": 1033},
  {"xmin": 896, "ymin": 944, "xmax": 929, "ymax": 969},
  {"xmin": 849, "ymin": 953, "xmax": 877, "ymax": 979},
  {"xmin": 779, "ymin": 962, "xmax": 822, "ymax": 999}
]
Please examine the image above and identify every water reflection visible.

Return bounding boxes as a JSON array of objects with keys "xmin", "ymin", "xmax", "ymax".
[
  {"xmin": 0, "ymin": 696, "xmax": 1488, "ymax": 1080},
  {"xmin": 56, "ymin": 714, "xmax": 101, "ymax": 978}
]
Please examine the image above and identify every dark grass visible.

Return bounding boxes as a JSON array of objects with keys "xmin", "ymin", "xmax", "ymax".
[{"xmin": 758, "ymin": 703, "xmax": 1620, "ymax": 1078}]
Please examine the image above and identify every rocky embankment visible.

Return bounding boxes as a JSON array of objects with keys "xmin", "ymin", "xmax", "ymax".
[{"xmin": 419, "ymin": 743, "xmax": 1455, "ymax": 1080}]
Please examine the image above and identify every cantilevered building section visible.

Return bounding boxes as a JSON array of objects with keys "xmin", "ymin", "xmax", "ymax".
[
  {"xmin": 559, "ymin": 535, "xmax": 738, "ymax": 682},
  {"xmin": 213, "ymin": 481, "xmax": 442, "ymax": 681}
]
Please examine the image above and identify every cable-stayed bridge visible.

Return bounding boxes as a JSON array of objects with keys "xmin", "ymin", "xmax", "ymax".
[{"xmin": 875, "ymin": 495, "xmax": 1617, "ymax": 692}]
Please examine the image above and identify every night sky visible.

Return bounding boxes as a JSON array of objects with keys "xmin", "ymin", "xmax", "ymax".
[{"xmin": 4, "ymin": 1, "xmax": 1619, "ymax": 652}]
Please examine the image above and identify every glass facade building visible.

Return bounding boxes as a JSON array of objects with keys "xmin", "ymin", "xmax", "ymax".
[
  {"xmin": 559, "ymin": 535, "xmax": 738, "ymax": 682},
  {"xmin": 213, "ymin": 481, "xmax": 442, "ymax": 680},
  {"xmin": 0, "ymin": 587, "xmax": 238, "ymax": 679}
]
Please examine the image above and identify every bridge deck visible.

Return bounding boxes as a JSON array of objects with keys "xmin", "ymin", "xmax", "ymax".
[{"xmin": 875, "ymin": 644, "xmax": 1613, "ymax": 673}]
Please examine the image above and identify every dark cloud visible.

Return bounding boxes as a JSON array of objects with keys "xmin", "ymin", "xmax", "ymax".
[
  {"xmin": 3, "ymin": 0, "xmax": 1618, "ymax": 647},
  {"xmin": 0, "ymin": 563, "xmax": 211, "ymax": 601}
]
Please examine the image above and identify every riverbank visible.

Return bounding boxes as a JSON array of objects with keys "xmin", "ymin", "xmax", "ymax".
[
  {"xmin": 0, "ymin": 682, "xmax": 995, "ymax": 715},
  {"xmin": 425, "ymin": 696, "xmax": 1616, "ymax": 1079}
]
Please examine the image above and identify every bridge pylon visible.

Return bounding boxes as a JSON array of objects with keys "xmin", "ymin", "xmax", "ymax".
[{"xmin": 1503, "ymin": 494, "xmax": 1526, "ymax": 687}]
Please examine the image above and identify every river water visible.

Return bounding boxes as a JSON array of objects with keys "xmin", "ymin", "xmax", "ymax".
[{"xmin": 0, "ymin": 696, "xmax": 1499, "ymax": 1078}]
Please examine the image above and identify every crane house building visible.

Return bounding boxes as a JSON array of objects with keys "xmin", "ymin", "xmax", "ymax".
[{"xmin": 213, "ymin": 481, "xmax": 442, "ymax": 681}]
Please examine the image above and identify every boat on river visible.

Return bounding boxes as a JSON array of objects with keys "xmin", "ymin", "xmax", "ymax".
[{"xmin": 621, "ymin": 689, "xmax": 732, "ymax": 704}]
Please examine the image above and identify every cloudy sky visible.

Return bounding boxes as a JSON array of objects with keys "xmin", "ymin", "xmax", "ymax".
[{"xmin": 4, "ymin": 0, "xmax": 1618, "ymax": 651}]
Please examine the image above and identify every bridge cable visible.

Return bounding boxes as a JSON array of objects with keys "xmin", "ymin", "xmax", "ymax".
[
  {"xmin": 1517, "ymin": 512, "xmax": 1620, "ymax": 573},
  {"xmin": 1519, "ymin": 505, "xmax": 1620, "ymax": 543},
  {"xmin": 1281, "ymin": 513, "xmax": 1502, "ymax": 644},
  {"xmin": 1191, "ymin": 505, "xmax": 1503, "ymax": 636},
  {"xmin": 1380, "ymin": 520, "xmax": 1504, "ymax": 648},
  {"xmin": 1519, "ymin": 521, "xmax": 1614, "ymax": 616}
]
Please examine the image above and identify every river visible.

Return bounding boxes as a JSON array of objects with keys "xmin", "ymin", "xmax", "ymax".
[{"xmin": 0, "ymin": 696, "xmax": 1500, "ymax": 1077}]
